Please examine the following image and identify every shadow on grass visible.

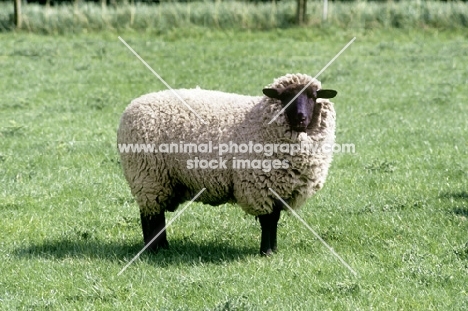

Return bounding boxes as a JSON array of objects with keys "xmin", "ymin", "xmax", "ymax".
[
  {"xmin": 439, "ymin": 191, "xmax": 468, "ymax": 200},
  {"xmin": 13, "ymin": 238, "xmax": 257, "ymax": 265},
  {"xmin": 452, "ymin": 208, "xmax": 468, "ymax": 218},
  {"xmin": 438, "ymin": 190, "xmax": 468, "ymax": 218},
  {"xmin": 439, "ymin": 191, "xmax": 468, "ymax": 217}
]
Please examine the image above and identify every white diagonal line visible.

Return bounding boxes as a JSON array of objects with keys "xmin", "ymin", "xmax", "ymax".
[
  {"xmin": 268, "ymin": 37, "xmax": 356, "ymax": 125},
  {"xmin": 117, "ymin": 188, "xmax": 206, "ymax": 276},
  {"xmin": 268, "ymin": 188, "xmax": 357, "ymax": 276},
  {"xmin": 118, "ymin": 36, "xmax": 207, "ymax": 124}
]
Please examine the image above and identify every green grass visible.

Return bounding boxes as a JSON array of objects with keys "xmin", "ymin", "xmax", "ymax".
[
  {"xmin": 2, "ymin": 0, "xmax": 468, "ymax": 34},
  {"xmin": 1, "ymin": 27, "xmax": 468, "ymax": 309}
]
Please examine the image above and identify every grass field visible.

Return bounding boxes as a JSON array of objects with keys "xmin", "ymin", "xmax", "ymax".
[{"xmin": 1, "ymin": 26, "xmax": 467, "ymax": 309}]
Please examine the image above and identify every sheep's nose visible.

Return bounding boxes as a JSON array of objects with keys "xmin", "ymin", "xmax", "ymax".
[{"xmin": 297, "ymin": 113, "xmax": 306, "ymax": 121}]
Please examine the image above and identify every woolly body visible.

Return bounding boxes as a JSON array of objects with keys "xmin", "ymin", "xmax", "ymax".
[{"xmin": 117, "ymin": 74, "xmax": 336, "ymax": 218}]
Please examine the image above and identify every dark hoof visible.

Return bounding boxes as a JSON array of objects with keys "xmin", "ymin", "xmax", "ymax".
[
  {"xmin": 158, "ymin": 239, "xmax": 169, "ymax": 249},
  {"xmin": 145, "ymin": 239, "xmax": 169, "ymax": 253},
  {"xmin": 260, "ymin": 249, "xmax": 273, "ymax": 257}
]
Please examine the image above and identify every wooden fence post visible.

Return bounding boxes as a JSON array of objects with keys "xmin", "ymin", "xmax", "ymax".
[
  {"xmin": 13, "ymin": 0, "xmax": 22, "ymax": 28},
  {"xmin": 323, "ymin": 0, "xmax": 328, "ymax": 22},
  {"xmin": 296, "ymin": 0, "xmax": 307, "ymax": 25}
]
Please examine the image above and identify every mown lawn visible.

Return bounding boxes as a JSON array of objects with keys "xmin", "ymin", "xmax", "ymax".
[{"xmin": 0, "ymin": 27, "xmax": 467, "ymax": 310}]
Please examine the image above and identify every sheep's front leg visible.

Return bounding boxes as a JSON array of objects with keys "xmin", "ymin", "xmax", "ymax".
[
  {"xmin": 140, "ymin": 211, "xmax": 169, "ymax": 252},
  {"xmin": 258, "ymin": 205, "xmax": 282, "ymax": 256},
  {"xmin": 269, "ymin": 205, "xmax": 282, "ymax": 253}
]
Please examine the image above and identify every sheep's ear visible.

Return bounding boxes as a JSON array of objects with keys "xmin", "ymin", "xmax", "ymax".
[
  {"xmin": 317, "ymin": 89, "xmax": 337, "ymax": 99},
  {"xmin": 263, "ymin": 88, "xmax": 283, "ymax": 99}
]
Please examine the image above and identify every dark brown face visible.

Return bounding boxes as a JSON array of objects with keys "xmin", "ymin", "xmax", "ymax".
[
  {"xmin": 263, "ymin": 84, "xmax": 337, "ymax": 132},
  {"xmin": 281, "ymin": 90, "xmax": 313, "ymax": 132}
]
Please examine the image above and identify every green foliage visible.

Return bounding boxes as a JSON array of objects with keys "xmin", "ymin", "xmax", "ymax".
[
  {"xmin": 1, "ymin": 1, "xmax": 468, "ymax": 33},
  {"xmin": 0, "ymin": 27, "xmax": 467, "ymax": 310}
]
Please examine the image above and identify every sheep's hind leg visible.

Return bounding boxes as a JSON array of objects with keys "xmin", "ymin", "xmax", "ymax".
[
  {"xmin": 258, "ymin": 205, "xmax": 282, "ymax": 256},
  {"xmin": 140, "ymin": 212, "xmax": 169, "ymax": 252}
]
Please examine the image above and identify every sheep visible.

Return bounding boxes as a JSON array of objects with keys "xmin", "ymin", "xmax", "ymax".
[{"xmin": 117, "ymin": 73, "xmax": 337, "ymax": 256}]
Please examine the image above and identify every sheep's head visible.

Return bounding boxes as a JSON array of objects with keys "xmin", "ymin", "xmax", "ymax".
[{"xmin": 263, "ymin": 84, "xmax": 337, "ymax": 132}]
